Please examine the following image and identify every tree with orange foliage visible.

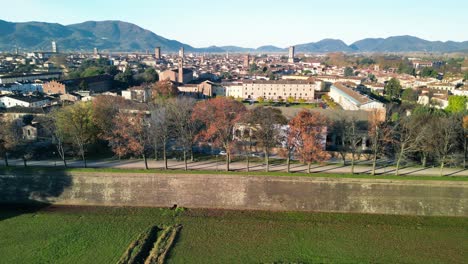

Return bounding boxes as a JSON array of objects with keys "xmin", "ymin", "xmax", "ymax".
[
  {"xmin": 92, "ymin": 95, "xmax": 127, "ymax": 139},
  {"xmin": 289, "ymin": 110, "xmax": 330, "ymax": 173},
  {"xmin": 192, "ymin": 97, "xmax": 246, "ymax": 171},
  {"xmin": 107, "ymin": 112, "xmax": 151, "ymax": 169},
  {"xmin": 151, "ymin": 80, "xmax": 178, "ymax": 100}
]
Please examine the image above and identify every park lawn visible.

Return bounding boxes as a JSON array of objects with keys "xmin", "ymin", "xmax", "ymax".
[
  {"xmin": 2, "ymin": 166, "xmax": 468, "ymax": 182},
  {"xmin": 0, "ymin": 206, "xmax": 176, "ymax": 264},
  {"xmin": 0, "ymin": 206, "xmax": 467, "ymax": 264}
]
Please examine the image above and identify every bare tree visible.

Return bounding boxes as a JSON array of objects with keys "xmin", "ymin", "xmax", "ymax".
[
  {"xmin": 170, "ymin": 98, "xmax": 200, "ymax": 171},
  {"xmin": 0, "ymin": 118, "xmax": 17, "ymax": 167},
  {"xmin": 39, "ymin": 115, "xmax": 68, "ymax": 167},
  {"xmin": 244, "ymin": 107, "xmax": 287, "ymax": 172},
  {"xmin": 433, "ymin": 115, "xmax": 459, "ymax": 176},
  {"xmin": 368, "ymin": 110, "xmax": 393, "ymax": 175},
  {"xmin": 149, "ymin": 102, "xmax": 172, "ymax": 170},
  {"xmin": 393, "ymin": 115, "xmax": 421, "ymax": 176}
]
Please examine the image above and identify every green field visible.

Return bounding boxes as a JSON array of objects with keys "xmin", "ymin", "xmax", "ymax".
[
  {"xmin": 2, "ymin": 166, "xmax": 468, "ymax": 182},
  {"xmin": 0, "ymin": 206, "xmax": 467, "ymax": 264}
]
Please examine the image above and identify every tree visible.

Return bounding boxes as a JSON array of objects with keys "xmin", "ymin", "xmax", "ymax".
[
  {"xmin": 344, "ymin": 67, "xmax": 354, "ymax": 77},
  {"xmin": 114, "ymin": 69, "xmax": 135, "ymax": 88},
  {"xmin": 279, "ymin": 126, "xmax": 295, "ymax": 173},
  {"xmin": 81, "ymin": 66, "xmax": 105, "ymax": 78},
  {"xmin": 289, "ymin": 110, "xmax": 330, "ymax": 173},
  {"xmin": 170, "ymin": 98, "xmax": 201, "ymax": 170},
  {"xmin": 107, "ymin": 112, "xmax": 151, "ymax": 169},
  {"xmin": 39, "ymin": 114, "xmax": 68, "ymax": 167},
  {"xmin": 368, "ymin": 73, "xmax": 377, "ymax": 83},
  {"xmin": 0, "ymin": 119, "xmax": 15, "ymax": 167},
  {"xmin": 401, "ymin": 88, "xmax": 419, "ymax": 102},
  {"xmin": 92, "ymin": 95, "xmax": 128, "ymax": 139},
  {"xmin": 384, "ymin": 78, "xmax": 402, "ymax": 100},
  {"xmin": 420, "ymin": 67, "xmax": 438, "ymax": 78},
  {"xmin": 446, "ymin": 95, "xmax": 467, "ymax": 113},
  {"xmin": 151, "ymin": 80, "xmax": 178, "ymax": 100},
  {"xmin": 397, "ymin": 61, "xmax": 415, "ymax": 75},
  {"xmin": 192, "ymin": 97, "xmax": 247, "ymax": 171},
  {"xmin": 464, "ymin": 71, "xmax": 468, "ymax": 82},
  {"xmin": 346, "ymin": 117, "xmax": 363, "ymax": 174},
  {"xmin": 392, "ymin": 114, "xmax": 422, "ymax": 176},
  {"xmin": 411, "ymin": 108, "xmax": 437, "ymax": 167},
  {"xmin": 149, "ymin": 102, "xmax": 172, "ymax": 170},
  {"xmin": 245, "ymin": 107, "xmax": 287, "ymax": 172},
  {"xmin": 257, "ymin": 96, "xmax": 265, "ymax": 104},
  {"xmin": 368, "ymin": 110, "xmax": 392, "ymax": 175},
  {"xmin": 432, "ymin": 115, "xmax": 458, "ymax": 175},
  {"xmin": 54, "ymin": 102, "xmax": 97, "ymax": 168},
  {"xmin": 134, "ymin": 67, "xmax": 159, "ymax": 84},
  {"xmin": 249, "ymin": 63, "xmax": 258, "ymax": 73},
  {"xmin": 462, "ymin": 115, "xmax": 468, "ymax": 168},
  {"xmin": 286, "ymin": 96, "xmax": 295, "ymax": 104}
]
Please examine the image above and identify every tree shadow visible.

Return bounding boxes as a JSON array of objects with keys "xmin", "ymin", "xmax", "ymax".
[{"xmin": 0, "ymin": 167, "xmax": 72, "ymax": 222}]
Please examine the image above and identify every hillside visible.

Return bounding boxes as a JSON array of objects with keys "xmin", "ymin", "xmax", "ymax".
[{"xmin": 1, "ymin": 19, "xmax": 467, "ymax": 53}]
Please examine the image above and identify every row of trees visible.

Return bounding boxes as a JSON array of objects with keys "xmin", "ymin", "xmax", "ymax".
[{"xmin": 2, "ymin": 95, "xmax": 468, "ymax": 175}]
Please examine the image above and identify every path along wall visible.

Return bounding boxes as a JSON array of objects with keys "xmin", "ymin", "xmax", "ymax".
[{"xmin": 1, "ymin": 171, "xmax": 467, "ymax": 217}]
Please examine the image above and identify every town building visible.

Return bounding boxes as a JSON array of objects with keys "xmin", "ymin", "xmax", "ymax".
[
  {"xmin": 42, "ymin": 74, "xmax": 113, "ymax": 94},
  {"xmin": 329, "ymin": 82, "xmax": 385, "ymax": 111},
  {"xmin": 228, "ymin": 80, "xmax": 320, "ymax": 101},
  {"xmin": 0, "ymin": 94, "xmax": 50, "ymax": 108},
  {"xmin": 0, "ymin": 72, "xmax": 61, "ymax": 85},
  {"xmin": 159, "ymin": 68, "xmax": 193, "ymax": 84}
]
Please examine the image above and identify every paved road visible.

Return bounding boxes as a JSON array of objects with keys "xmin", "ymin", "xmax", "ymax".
[{"xmin": 1, "ymin": 158, "xmax": 467, "ymax": 177}]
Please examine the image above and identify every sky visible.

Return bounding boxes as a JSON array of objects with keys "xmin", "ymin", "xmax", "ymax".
[{"xmin": 2, "ymin": 0, "xmax": 467, "ymax": 48}]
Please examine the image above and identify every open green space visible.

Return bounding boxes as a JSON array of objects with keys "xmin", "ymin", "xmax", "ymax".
[
  {"xmin": 1, "ymin": 166, "xmax": 467, "ymax": 182},
  {"xmin": 0, "ymin": 205, "xmax": 467, "ymax": 263}
]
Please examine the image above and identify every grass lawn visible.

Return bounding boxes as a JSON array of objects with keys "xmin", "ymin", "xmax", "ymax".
[
  {"xmin": 0, "ymin": 206, "xmax": 467, "ymax": 264},
  {"xmin": 1, "ymin": 166, "xmax": 467, "ymax": 182}
]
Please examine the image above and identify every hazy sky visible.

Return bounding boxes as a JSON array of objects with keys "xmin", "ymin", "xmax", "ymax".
[{"xmin": 2, "ymin": 0, "xmax": 467, "ymax": 48}]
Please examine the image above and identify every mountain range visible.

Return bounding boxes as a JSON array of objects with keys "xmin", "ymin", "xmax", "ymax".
[{"xmin": 1, "ymin": 19, "xmax": 467, "ymax": 53}]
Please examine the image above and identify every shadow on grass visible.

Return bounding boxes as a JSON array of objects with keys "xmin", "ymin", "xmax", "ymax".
[
  {"xmin": 0, "ymin": 167, "xmax": 72, "ymax": 222},
  {"xmin": 444, "ymin": 168, "xmax": 467, "ymax": 177}
]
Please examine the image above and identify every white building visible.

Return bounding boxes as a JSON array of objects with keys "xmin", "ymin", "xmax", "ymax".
[
  {"xmin": 329, "ymin": 82, "xmax": 385, "ymax": 111},
  {"xmin": 0, "ymin": 95, "xmax": 50, "ymax": 108},
  {"xmin": 241, "ymin": 80, "xmax": 319, "ymax": 101}
]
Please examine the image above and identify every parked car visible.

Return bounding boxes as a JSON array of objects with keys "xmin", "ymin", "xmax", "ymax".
[{"xmin": 219, "ymin": 151, "xmax": 227, "ymax": 156}]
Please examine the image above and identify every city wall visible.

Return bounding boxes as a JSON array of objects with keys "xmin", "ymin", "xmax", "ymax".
[{"xmin": 0, "ymin": 171, "xmax": 467, "ymax": 217}]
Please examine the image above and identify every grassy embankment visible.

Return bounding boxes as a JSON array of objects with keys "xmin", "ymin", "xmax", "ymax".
[
  {"xmin": 0, "ymin": 206, "xmax": 467, "ymax": 264},
  {"xmin": 1, "ymin": 166, "xmax": 467, "ymax": 182}
]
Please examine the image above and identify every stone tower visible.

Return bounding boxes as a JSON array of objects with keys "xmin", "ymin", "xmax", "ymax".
[
  {"xmin": 52, "ymin": 41, "xmax": 58, "ymax": 53},
  {"xmin": 178, "ymin": 58, "xmax": 184, "ymax": 83},
  {"xmin": 288, "ymin": 46, "xmax": 295, "ymax": 63},
  {"xmin": 244, "ymin": 54, "xmax": 250, "ymax": 68},
  {"xmin": 155, "ymin": 47, "xmax": 161, "ymax": 59},
  {"xmin": 179, "ymin": 47, "xmax": 184, "ymax": 58}
]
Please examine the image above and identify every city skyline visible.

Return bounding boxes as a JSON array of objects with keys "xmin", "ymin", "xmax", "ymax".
[{"xmin": 2, "ymin": 0, "xmax": 467, "ymax": 48}]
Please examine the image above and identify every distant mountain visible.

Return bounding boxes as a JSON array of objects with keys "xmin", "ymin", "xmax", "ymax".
[
  {"xmin": 255, "ymin": 45, "xmax": 285, "ymax": 52},
  {"xmin": 351, "ymin": 36, "xmax": 468, "ymax": 52},
  {"xmin": 219, "ymin": 46, "xmax": 255, "ymax": 53},
  {"xmin": 1, "ymin": 19, "xmax": 467, "ymax": 53},
  {"xmin": 0, "ymin": 20, "xmax": 194, "ymax": 52},
  {"xmin": 296, "ymin": 39, "xmax": 354, "ymax": 53}
]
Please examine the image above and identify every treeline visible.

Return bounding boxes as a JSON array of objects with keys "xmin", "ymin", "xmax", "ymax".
[
  {"xmin": 65, "ymin": 58, "xmax": 159, "ymax": 89},
  {"xmin": 1, "ymin": 96, "xmax": 467, "ymax": 175}
]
